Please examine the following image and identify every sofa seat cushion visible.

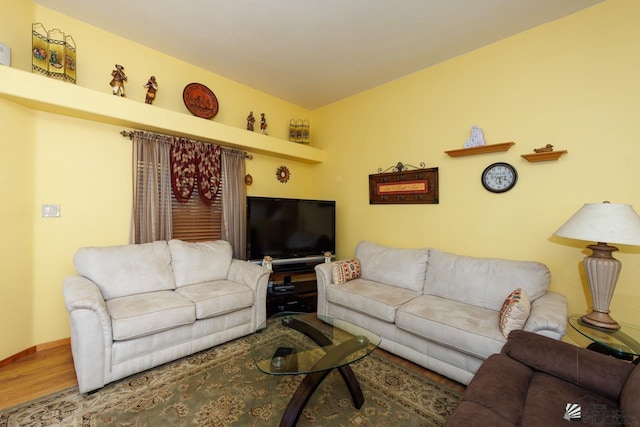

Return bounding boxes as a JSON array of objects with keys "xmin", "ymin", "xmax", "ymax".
[
  {"xmin": 74, "ymin": 241, "xmax": 175, "ymax": 300},
  {"xmin": 106, "ymin": 291, "xmax": 195, "ymax": 340},
  {"xmin": 326, "ymin": 278, "xmax": 420, "ymax": 323},
  {"xmin": 175, "ymin": 280, "xmax": 254, "ymax": 319},
  {"xmin": 168, "ymin": 240, "xmax": 233, "ymax": 287},
  {"xmin": 355, "ymin": 241, "xmax": 429, "ymax": 293},
  {"xmin": 396, "ymin": 295, "xmax": 505, "ymax": 359},
  {"xmin": 424, "ymin": 249, "xmax": 550, "ymax": 311}
]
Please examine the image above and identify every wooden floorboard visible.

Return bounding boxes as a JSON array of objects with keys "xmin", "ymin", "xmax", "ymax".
[
  {"xmin": 0, "ymin": 342, "xmax": 465, "ymax": 412},
  {"xmin": 0, "ymin": 344, "xmax": 78, "ymax": 410}
]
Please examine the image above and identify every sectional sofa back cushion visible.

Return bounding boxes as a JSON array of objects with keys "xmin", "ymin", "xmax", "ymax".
[
  {"xmin": 74, "ymin": 241, "xmax": 175, "ymax": 300},
  {"xmin": 168, "ymin": 239, "xmax": 233, "ymax": 287},
  {"xmin": 355, "ymin": 241, "xmax": 429, "ymax": 293},
  {"xmin": 424, "ymin": 249, "xmax": 550, "ymax": 311}
]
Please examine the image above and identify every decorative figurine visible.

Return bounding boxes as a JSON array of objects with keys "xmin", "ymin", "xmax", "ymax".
[
  {"xmin": 143, "ymin": 75, "xmax": 158, "ymax": 104},
  {"xmin": 534, "ymin": 144, "xmax": 554, "ymax": 153},
  {"xmin": 464, "ymin": 125, "xmax": 486, "ymax": 148},
  {"xmin": 247, "ymin": 111, "xmax": 255, "ymax": 131},
  {"xmin": 262, "ymin": 255, "xmax": 273, "ymax": 271},
  {"xmin": 109, "ymin": 64, "xmax": 127, "ymax": 97},
  {"xmin": 260, "ymin": 113, "xmax": 268, "ymax": 135}
]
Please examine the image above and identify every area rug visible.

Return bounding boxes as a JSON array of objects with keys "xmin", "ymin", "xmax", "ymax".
[{"xmin": 0, "ymin": 335, "xmax": 461, "ymax": 427}]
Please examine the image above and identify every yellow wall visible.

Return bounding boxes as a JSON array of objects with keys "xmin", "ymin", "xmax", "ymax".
[
  {"xmin": 0, "ymin": 99, "xmax": 35, "ymax": 355},
  {"xmin": 0, "ymin": 1, "xmax": 316, "ymax": 359},
  {"xmin": 0, "ymin": 0, "xmax": 36, "ymax": 357},
  {"xmin": 313, "ymin": 0, "xmax": 640, "ymax": 324},
  {"xmin": 2, "ymin": 0, "xmax": 639, "ymax": 359}
]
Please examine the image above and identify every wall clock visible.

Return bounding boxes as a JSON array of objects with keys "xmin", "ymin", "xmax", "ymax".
[{"xmin": 481, "ymin": 162, "xmax": 518, "ymax": 193}]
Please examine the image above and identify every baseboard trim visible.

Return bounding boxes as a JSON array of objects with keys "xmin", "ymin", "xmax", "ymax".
[{"xmin": 0, "ymin": 338, "xmax": 71, "ymax": 369}]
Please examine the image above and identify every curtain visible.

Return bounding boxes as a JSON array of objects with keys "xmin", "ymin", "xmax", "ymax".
[
  {"xmin": 221, "ymin": 148, "xmax": 247, "ymax": 259},
  {"xmin": 130, "ymin": 130, "xmax": 246, "ymax": 252},
  {"xmin": 130, "ymin": 131, "xmax": 173, "ymax": 244},
  {"xmin": 169, "ymin": 138, "xmax": 222, "ymax": 205}
]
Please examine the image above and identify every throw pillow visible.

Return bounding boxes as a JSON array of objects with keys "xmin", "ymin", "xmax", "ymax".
[
  {"xmin": 332, "ymin": 259, "xmax": 361, "ymax": 285},
  {"xmin": 499, "ymin": 287, "xmax": 531, "ymax": 338}
]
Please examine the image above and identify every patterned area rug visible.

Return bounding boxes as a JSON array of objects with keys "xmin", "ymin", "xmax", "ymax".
[{"xmin": 0, "ymin": 335, "xmax": 461, "ymax": 427}]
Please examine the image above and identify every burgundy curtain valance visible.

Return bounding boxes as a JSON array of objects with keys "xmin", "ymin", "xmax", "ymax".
[{"xmin": 170, "ymin": 138, "xmax": 221, "ymax": 205}]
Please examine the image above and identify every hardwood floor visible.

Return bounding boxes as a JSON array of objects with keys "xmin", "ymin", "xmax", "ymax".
[
  {"xmin": 0, "ymin": 342, "xmax": 465, "ymax": 412},
  {"xmin": 0, "ymin": 344, "xmax": 78, "ymax": 410}
]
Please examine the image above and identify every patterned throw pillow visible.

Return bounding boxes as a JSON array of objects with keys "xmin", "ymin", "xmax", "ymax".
[
  {"xmin": 331, "ymin": 259, "xmax": 361, "ymax": 285},
  {"xmin": 499, "ymin": 287, "xmax": 531, "ymax": 338}
]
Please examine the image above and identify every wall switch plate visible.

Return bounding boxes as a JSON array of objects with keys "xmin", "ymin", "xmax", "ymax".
[
  {"xmin": 42, "ymin": 204, "xmax": 61, "ymax": 218},
  {"xmin": 0, "ymin": 42, "xmax": 10, "ymax": 66}
]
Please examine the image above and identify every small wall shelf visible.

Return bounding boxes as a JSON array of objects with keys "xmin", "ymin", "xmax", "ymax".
[
  {"xmin": 521, "ymin": 150, "xmax": 568, "ymax": 162},
  {"xmin": 445, "ymin": 142, "xmax": 515, "ymax": 157}
]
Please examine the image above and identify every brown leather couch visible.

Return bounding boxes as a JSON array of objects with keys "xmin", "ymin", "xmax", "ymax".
[{"xmin": 446, "ymin": 329, "xmax": 639, "ymax": 426}]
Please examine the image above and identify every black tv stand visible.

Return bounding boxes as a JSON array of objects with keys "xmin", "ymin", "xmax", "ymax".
[
  {"xmin": 266, "ymin": 259, "xmax": 324, "ymax": 317},
  {"xmin": 271, "ymin": 263, "xmax": 316, "ymax": 274}
]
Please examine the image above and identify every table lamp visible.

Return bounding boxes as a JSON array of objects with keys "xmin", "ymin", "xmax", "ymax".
[{"xmin": 553, "ymin": 201, "xmax": 640, "ymax": 330}]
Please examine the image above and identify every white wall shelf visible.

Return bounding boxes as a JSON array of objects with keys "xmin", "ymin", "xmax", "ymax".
[{"xmin": 0, "ymin": 66, "xmax": 324, "ymax": 163}]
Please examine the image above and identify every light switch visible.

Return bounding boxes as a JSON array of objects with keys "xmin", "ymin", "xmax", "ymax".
[{"xmin": 42, "ymin": 204, "xmax": 61, "ymax": 218}]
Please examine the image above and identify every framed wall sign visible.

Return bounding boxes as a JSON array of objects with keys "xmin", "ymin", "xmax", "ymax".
[{"xmin": 369, "ymin": 167, "xmax": 439, "ymax": 204}]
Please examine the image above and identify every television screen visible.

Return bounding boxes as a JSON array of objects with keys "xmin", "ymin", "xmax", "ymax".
[{"xmin": 246, "ymin": 196, "xmax": 335, "ymax": 261}]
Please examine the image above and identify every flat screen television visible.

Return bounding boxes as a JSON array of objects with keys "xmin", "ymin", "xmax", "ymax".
[{"xmin": 246, "ymin": 196, "xmax": 335, "ymax": 262}]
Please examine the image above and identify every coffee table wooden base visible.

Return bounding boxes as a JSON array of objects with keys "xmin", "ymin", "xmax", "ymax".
[
  {"xmin": 279, "ymin": 318, "xmax": 368, "ymax": 427},
  {"xmin": 280, "ymin": 363, "xmax": 364, "ymax": 427}
]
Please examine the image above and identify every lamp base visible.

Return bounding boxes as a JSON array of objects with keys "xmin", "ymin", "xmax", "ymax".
[
  {"xmin": 581, "ymin": 243, "xmax": 622, "ymax": 330},
  {"xmin": 581, "ymin": 310, "xmax": 620, "ymax": 330}
]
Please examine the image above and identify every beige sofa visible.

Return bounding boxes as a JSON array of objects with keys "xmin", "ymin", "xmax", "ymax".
[
  {"xmin": 63, "ymin": 239, "xmax": 270, "ymax": 393},
  {"xmin": 315, "ymin": 241, "xmax": 567, "ymax": 385}
]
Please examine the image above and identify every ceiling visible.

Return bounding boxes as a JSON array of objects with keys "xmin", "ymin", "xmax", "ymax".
[{"xmin": 34, "ymin": 0, "xmax": 603, "ymax": 110}]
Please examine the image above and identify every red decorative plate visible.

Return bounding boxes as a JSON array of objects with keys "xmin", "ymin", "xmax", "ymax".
[{"xmin": 183, "ymin": 83, "xmax": 219, "ymax": 119}]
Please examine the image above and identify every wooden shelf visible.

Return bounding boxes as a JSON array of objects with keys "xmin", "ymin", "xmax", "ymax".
[
  {"xmin": 445, "ymin": 142, "xmax": 515, "ymax": 157},
  {"xmin": 0, "ymin": 66, "xmax": 324, "ymax": 163},
  {"xmin": 521, "ymin": 150, "xmax": 568, "ymax": 162}
]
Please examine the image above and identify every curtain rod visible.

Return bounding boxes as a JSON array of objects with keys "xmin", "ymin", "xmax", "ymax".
[{"xmin": 120, "ymin": 130, "xmax": 253, "ymax": 160}]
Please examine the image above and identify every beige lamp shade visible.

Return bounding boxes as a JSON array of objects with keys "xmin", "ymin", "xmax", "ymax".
[{"xmin": 553, "ymin": 202, "xmax": 640, "ymax": 246}]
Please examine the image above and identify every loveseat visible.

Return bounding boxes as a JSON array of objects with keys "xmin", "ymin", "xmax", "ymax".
[
  {"xmin": 315, "ymin": 241, "xmax": 567, "ymax": 385},
  {"xmin": 63, "ymin": 239, "xmax": 270, "ymax": 393},
  {"xmin": 446, "ymin": 329, "xmax": 640, "ymax": 426}
]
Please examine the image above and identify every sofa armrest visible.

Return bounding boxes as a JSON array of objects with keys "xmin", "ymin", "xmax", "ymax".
[
  {"xmin": 63, "ymin": 275, "xmax": 113, "ymax": 341},
  {"xmin": 228, "ymin": 260, "xmax": 271, "ymax": 328},
  {"xmin": 504, "ymin": 329, "xmax": 635, "ymax": 401},
  {"xmin": 523, "ymin": 291, "xmax": 567, "ymax": 339},
  {"xmin": 228, "ymin": 259, "xmax": 270, "ymax": 291},
  {"xmin": 315, "ymin": 262, "xmax": 334, "ymax": 316},
  {"xmin": 63, "ymin": 275, "xmax": 114, "ymax": 393}
]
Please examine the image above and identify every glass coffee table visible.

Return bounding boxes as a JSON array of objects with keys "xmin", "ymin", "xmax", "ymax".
[
  {"xmin": 568, "ymin": 314, "xmax": 640, "ymax": 363},
  {"xmin": 251, "ymin": 312, "xmax": 381, "ymax": 427}
]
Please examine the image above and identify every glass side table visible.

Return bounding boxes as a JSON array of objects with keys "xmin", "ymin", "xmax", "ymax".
[{"xmin": 568, "ymin": 314, "xmax": 640, "ymax": 364}]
